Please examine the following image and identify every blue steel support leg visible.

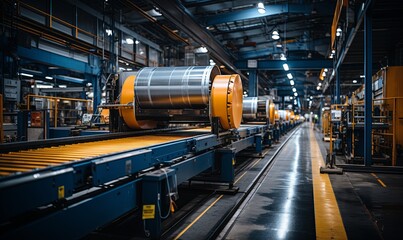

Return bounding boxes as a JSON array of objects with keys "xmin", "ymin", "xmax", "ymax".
[
  {"xmin": 364, "ymin": 3, "xmax": 373, "ymax": 166},
  {"xmin": 255, "ymin": 134, "xmax": 263, "ymax": 153},
  {"xmin": 248, "ymin": 70, "xmax": 258, "ymax": 97},
  {"xmin": 216, "ymin": 148, "xmax": 236, "ymax": 186},
  {"xmin": 142, "ymin": 169, "xmax": 175, "ymax": 239}
]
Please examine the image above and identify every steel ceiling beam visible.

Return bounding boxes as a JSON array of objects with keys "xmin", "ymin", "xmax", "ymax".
[
  {"xmin": 147, "ymin": 0, "xmax": 242, "ymax": 76},
  {"xmin": 17, "ymin": 47, "xmax": 100, "ymax": 75},
  {"xmin": 201, "ymin": 3, "xmax": 333, "ymax": 26},
  {"xmin": 235, "ymin": 59, "xmax": 333, "ymax": 70}
]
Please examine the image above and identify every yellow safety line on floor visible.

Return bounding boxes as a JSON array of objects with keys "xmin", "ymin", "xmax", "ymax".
[
  {"xmin": 310, "ymin": 127, "xmax": 347, "ymax": 239},
  {"xmin": 174, "ymin": 195, "xmax": 224, "ymax": 240},
  {"xmin": 371, "ymin": 173, "xmax": 387, "ymax": 187}
]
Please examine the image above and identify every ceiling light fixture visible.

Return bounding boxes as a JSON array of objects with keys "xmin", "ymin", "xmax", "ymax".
[
  {"xmin": 322, "ymin": 71, "xmax": 326, "ymax": 77},
  {"xmin": 135, "ymin": 40, "xmax": 140, "ymax": 44},
  {"xmin": 283, "ymin": 63, "xmax": 289, "ymax": 71},
  {"xmin": 19, "ymin": 73, "xmax": 34, "ymax": 77},
  {"xmin": 257, "ymin": 2, "xmax": 266, "ymax": 14},
  {"xmin": 287, "ymin": 73, "xmax": 293, "ymax": 79},
  {"xmin": 360, "ymin": 75, "xmax": 365, "ymax": 78},
  {"xmin": 294, "ymin": 92, "xmax": 298, "ymax": 97},
  {"xmin": 272, "ymin": 30, "xmax": 280, "ymax": 40},
  {"xmin": 324, "ymin": 68, "xmax": 328, "ymax": 72},
  {"xmin": 45, "ymin": 76, "xmax": 53, "ymax": 80},
  {"xmin": 290, "ymin": 80, "xmax": 295, "ymax": 86},
  {"xmin": 105, "ymin": 29, "xmax": 112, "ymax": 36},
  {"xmin": 353, "ymin": 79, "xmax": 357, "ymax": 83},
  {"xmin": 280, "ymin": 53, "xmax": 287, "ymax": 60},
  {"xmin": 336, "ymin": 27, "xmax": 342, "ymax": 37},
  {"xmin": 292, "ymin": 87, "xmax": 296, "ymax": 92},
  {"xmin": 318, "ymin": 82, "xmax": 322, "ymax": 86},
  {"xmin": 316, "ymin": 86, "xmax": 320, "ymax": 90},
  {"xmin": 126, "ymin": 38, "xmax": 134, "ymax": 44}
]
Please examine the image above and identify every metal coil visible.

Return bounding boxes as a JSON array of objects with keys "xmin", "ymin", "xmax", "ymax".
[
  {"xmin": 135, "ymin": 66, "xmax": 220, "ymax": 109},
  {"xmin": 242, "ymin": 96, "xmax": 270, "ymax": 120},
  {"xmin": 242, "ymin": 97, "xmax": 258, "ymax": 119}
]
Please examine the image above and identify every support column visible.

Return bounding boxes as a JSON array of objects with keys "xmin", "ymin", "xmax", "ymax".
[
  {"xmin": 86, "ymin": 74, "xmax": 100, "ymax": 114},
  {"xmin": 364, "ymin": 3, "xmax": 373, "ymax": 166},
  {"xmin": 335, "ymin": 67, "xmax": 341, "ymax": 104},
  {"xmin": 248, "ymin": 70, "xmax": 258, "ymax": 97}
]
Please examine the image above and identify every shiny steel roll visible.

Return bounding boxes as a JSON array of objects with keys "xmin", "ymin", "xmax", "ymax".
[
  {"xmin": 256, "ymin": 96, "xmax": 270, "ymax": 119},
  {"xmin": 135, "ymin": 66, "xmax": 220, "ymax": 109},
  {"xmin": 242, "ymin": 97, "xmax": 258, "ymax": 119}
]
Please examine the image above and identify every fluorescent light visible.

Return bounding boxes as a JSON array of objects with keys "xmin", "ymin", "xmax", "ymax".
[
  {"xmin": 58, "ymin": 85, "xmax": 67, "ymax": 88},
  {"xmin": 126, "ymin": 38, "xmax": 134, "ymax": 44},
  {"xmin": 257, "ymin": 2, "xmax": 266, "ymax": 14},
  {"xmin": 19, "ymin": 73, "xmax": 34, "ymax": 77},
  {"xmin": 196, "ymin": 46, "xmax": 208, "ymax": 53},
  {"xmin": 287, "ymin": 73, "xmax": 293, "ymax": 79},
  {"xmin": 290, "ymin": 80, "xmax": 295, "ymax": 86},
  {"xmin": 360, "ymin": 75, "xmax": 365, "ymax": 78},
  {"xmin": 280, "ymin": 54, "xmax": 287, "ymax": 60},
  {"xmin": 36, "ymin": 84, "xmax": 53, "ymax": 89},
  {"xmin": 336, "ymin": 27, "xmax": 342, "ymax": 37},
  {"xmin": 272, "ymin": 30, "xmax": 280, "ymax": 40},
  {"xmin": 290, "ymin": 96, "xmax": 293, "ymax": 100},
  {"xmin": 135, "ymin": 40, "xmax": 140, "ymax": 44},
  {"xmin": 294, "ymin": 92, "xmax": 298, "ymax": 97},
  {"xmin": 292, "ymin": 87, "xmax": 296, "ymax": 92},
  {"xmin": 276, "ymin": 43, "xmax": 283, "ymax": 48},
  {"xmin": 353, "ymin": 79, "xmax": 357, "ymax": 83},
  {"xmin": 105, "ymin": 29, "xmax": 112, "ymax": 36},
  {"xmin": 45, "ymin": 76, "xmax": 53, "ymax": 80},
  {"xmin": 283, "ymin": 63, "xmax": 289, "ymax": 71}
]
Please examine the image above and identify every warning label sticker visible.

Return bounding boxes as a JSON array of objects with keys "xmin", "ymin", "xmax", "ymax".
[{"xmin": 142, "ymin": 205, "xmax": 155, "ymax": 220}]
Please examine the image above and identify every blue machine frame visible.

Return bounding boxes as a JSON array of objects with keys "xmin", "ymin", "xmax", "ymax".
[{"xmin": 0, "ymin": 125, "xmax": 274, "ymax": 239}]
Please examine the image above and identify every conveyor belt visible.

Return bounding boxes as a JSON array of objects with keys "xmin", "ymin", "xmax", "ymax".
[{"xmin": 0, "ymin": 128, "xmax": 210, "ymax": 177}]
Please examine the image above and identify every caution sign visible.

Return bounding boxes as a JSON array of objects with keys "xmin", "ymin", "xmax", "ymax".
[
  {"xmin": 142, "ymin": 205, "xmax": 155, "ymax": 220},
  {"xmin": 58, "ymin": 186, "xmax": 65, "ymax": 199}
]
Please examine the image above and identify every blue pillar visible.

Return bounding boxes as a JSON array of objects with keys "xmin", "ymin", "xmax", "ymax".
[
  {"xmin": 248, "ymin": 70, "xmax": 258, "ymax": 97},
  {"xmin": 364, "ymin": 4, "xmax": 373, "ymax": 166},
  {"xmin": 86, "ymin": 74, "xmax": 100, "ymax": 115},
  {"xmin": 335, "ymin": 67, "xmax": 341, "ymax": 104}
]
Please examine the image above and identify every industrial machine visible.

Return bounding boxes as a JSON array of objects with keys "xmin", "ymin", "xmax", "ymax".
[
  {"xmin": 0, "ymin": 66, "xmax": 295, "ymax": 239},
  {"xmin": 324, "ymin": 66, "xmax": 403, "ymax": 166},
  {"xmin": 116, "ymin": 66, "xmax": 242, "ymax": 131}
]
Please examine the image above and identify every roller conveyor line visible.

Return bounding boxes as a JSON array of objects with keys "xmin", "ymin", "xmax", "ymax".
[{"xmin": 0, "ymin": 128, "xmax": 210, "ymax": 177}]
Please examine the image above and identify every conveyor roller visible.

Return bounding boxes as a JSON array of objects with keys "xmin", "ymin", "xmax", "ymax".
[{"xmin": 0, "ymin": 129, "xmax": 209, "ymax": 177}]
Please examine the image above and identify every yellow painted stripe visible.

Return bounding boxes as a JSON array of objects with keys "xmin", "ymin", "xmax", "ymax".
[
  {"xmin": 310, "ymin": 127, "xmax": 347, "ymax": 239},
  {"xmin": 174, "ymin": 195, "xmax": 224, "ymax": 240},
  {"xmin": 371, "ymin": 173, "xmax": 387, "ymax": 188},
  {"xmin": 234, "ymin": 171, "xmax": 247, "ymax": 184}
]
